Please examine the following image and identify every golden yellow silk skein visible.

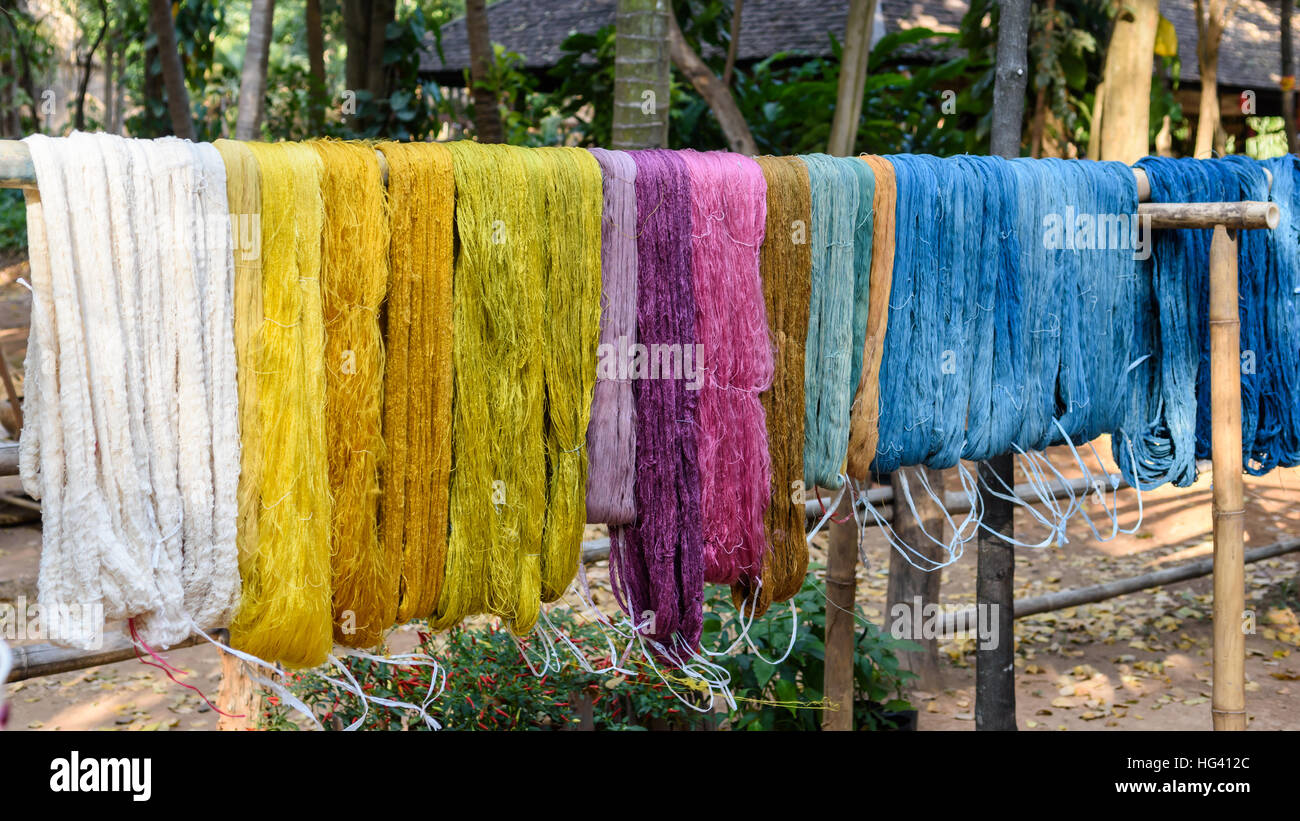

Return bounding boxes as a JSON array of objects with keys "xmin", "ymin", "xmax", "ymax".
[
  {"xmin": 534, "ymin": 147, "xmax": 603, "ymax": 603},
  {"xmin": 846, "ymin": 154, "xmax": 897, "ymax": 478},
  {"xmin": 213, "ymin": 139, "xmax": 262, "ymax": 622},
  {"xmin": 376, "ymin": 141, "xmax": 455, "ymax": 623},
  {"xmin": 227, "ymin": 141, "xmax": 333, "ymax": 669},
  {"xmin": 432, "ymin": 142, "xmax": 546, "ymax": 634},
  {"xmin": 311, "ymin": 141, "xmax": 392, "ymax": 648}
]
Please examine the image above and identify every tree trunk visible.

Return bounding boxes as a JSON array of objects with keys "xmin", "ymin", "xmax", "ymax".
[
  {"xmin": 886, "ymin": 467, "xmax": 947, "ymax": 690},
  {"xmin": 612, "ymin": 0, "xmax": 670, "ymax": 150},
  {"xmin": 1283, "ymin": 0, "xmax": 1296, "ymax": 153},
  {"xmin": 465, "ymin": 0, "xmax": 505, "ymax": 142},
  {"xmin": 74, "ymin": 0, "xmax": 108, "ymax": 132},
  {"xmin": 104, "ymin": 26, "xmax": 116, "ymax": 134},
  {"xmin": 1, "ymin": 2, "xmax": 41, "ymax": 133},
  {"xmin": 1193, "ymin": 0, "xmax": 1240, "ymax": 158},
  {"xmin": 342, "ymin": 0, "xmax": 396, "ymax": 124},
  {"xmin": 148, "ymin": 0, "xmax": 195, "ymax": 139},
  {"xmin": 1096, "ymin": 0, "xmax": 1159, "ymax": 163},
  {"xmin": 721, "ymin": 0, "xmax": 743, "ymax": 88},
  {"xmin": 1028, "ymin": 0, "xmax": 1057, "ymax": 158},
  {"xmin": 665, "ymin": 2, "xmax": 757, "ymax": 154},
  {"xmin": 365, "ymin": 0, "xmax": 396, "ymax": 101},
  {"xmin": 827, "ymin": 0, "xmax": 877, "ymax": 157},
  {"xmin": 307, "ymin": 0, "xmax": 326, "ymax": 132},
  {"xmin": 979, "ymin": 0, "xmax": 1030, "ymax": 733},
  {"xmin": 342, "ymin": 0, "xmax": 369, "ymax": 93},
  {"xmin": 235, "ymin": 0, "xmax": 276, "ymax": 141}
]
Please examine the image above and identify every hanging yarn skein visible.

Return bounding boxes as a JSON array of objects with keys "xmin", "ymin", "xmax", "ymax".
[
  {"xmin": 376, "ymin": 141, "xmax": 455, "ymax": 623},
  {"xmin": 585, "ymin": 148, "xmax": 639, "ymax": 526},
  {"xmin": 732, "ymin": 155, "xmax": 812, "ymax": 616},
  {"xmin": 846, "ymin": 155, "xmax": 895, "ymax": 478},
  {"xmin": 1122, "ymin": 156, "xmax": 1237, "ymax": 488},
  {"xmin": 609, "ymin": 148, "xmax": 705, "ymax": 654},
  {"xmin": 22, "ymin": 133, "xmax": 239, "ymax": 650},
  {"xmin": 434, "ymin": 142, "xmax": 547, "ymax": 634},
  {"xmin": 228, "ymin": 141, "xmax": 333, "ymax": 669},
  {"xmin": 311, "ymin": 141, "xmax": 392, "ymax": 648},
  {"xmin": 1258, "ymin": 154, "xmax": 1300, "ymax": 470},
  {"xmin": 799, "ymin": 154, "xmax": 860, "ymax": 489},
  {"xmin": 872, "ymin": 154, "xmax": 977, "ymax": 472},
  {"xmin": 679, "ymin": 149, "xmax": 773, "ymax": 586},
  {"xmin": 535, "ymin": 147, "xmax": 604, "ymax": 603}
]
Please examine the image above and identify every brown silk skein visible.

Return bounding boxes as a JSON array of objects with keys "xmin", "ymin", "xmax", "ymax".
[{"xmin": 732, "ymin": 156, "xmax": 812, "ymax": 616}]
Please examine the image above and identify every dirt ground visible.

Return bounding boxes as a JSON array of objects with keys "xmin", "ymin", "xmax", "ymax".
[{"xmin": 0, "ymin": 256, "xmax": 1296, "ymax": 731}]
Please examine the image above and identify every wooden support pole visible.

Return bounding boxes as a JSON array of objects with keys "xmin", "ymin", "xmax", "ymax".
[
  {"xmin": 982, "ymin": 0, "xmax": 1029, "ymax": 732},
  {"xmin": 1209, "ymin": 225, "xmax": 1247, "ymax": 731},
  {"xmin": 975, "ymin": 454, "xmax": 1017, "ymax": 731},
  {"xmin": 822, "ymin": 490, "xmax": 858, "ymax": 730},
  {"xmin": 886, "ymin": 466, "xmax": 946, "ymax": 688}
]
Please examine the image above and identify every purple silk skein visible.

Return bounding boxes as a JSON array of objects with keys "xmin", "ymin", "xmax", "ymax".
[
  {"xmin": 609, "ymin": 149, "xmax": 705, "ymax": 653},
  {"xmin": 584, "ymin": 148, "xmax": 638, "ymax": 524},
  {"xmin": 679, "ymin": 150, "xmax": 773, "ymax": 584}
]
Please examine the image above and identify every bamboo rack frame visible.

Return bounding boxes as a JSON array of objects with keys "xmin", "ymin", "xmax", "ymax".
[{"xmin": 0, "ymin": 139, "xmax": 1284, "ymax": 733}]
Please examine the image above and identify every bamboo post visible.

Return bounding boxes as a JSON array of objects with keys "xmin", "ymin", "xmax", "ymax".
[
  {"xmin": 1209, "ymin": 225, "xmax": 1247, "ymax": 731},
  {"xmin": 822, "ymin": 490, "xmax": 858, "ymax": 730},
  {"xmin": 216, "ymin": 651, "xmax": 260, "ymax": 731}
]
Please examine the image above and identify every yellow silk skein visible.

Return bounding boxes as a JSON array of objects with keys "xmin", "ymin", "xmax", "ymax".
[
  {"xmin": 534, "ymin": 147, "xmax": 603, "ymax": 603},
  {"xmin": 311, "ymin": 141, "xmax": 392, "ymax": 649},
  {"xmin": 432, "ymin": 142, "xmax": 546, "ymax": 634},
  {"xmin": 227, "ymin": 141, "xmax": 333, "ymax": 669},
  {"xmin": 376, "ymin": 141, "xmax": 455, "ymax": 623}
]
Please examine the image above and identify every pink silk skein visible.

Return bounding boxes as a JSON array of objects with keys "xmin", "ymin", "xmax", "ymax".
[{"xmin": 679, "ymin": 150, "xmax": 774, "ymax": 585}]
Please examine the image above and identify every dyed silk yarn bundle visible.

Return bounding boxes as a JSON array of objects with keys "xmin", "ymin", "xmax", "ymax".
[
  {"xmin": 22, "ymin": 132, "xmax": 240, "ymax": 650},
  {"xmin": 535, "ymin": 147, "xmax": 604, "ymax": 603},
  {"xmin": 585, "ymin": 148, "xmax": 638, "ymax": 526},
  {"xmin": 377, "ymin": 141, "xmax": 455, "ymax": 623},
  {"xmin": 312, "ymin": 141, "xmax": 393, "ymax": 648},
  {"xmin": 799, "ymin": 154, "xmax": 862, "ymax": 490},
  {"xmin": 733, "ymin": 156, "xmax": 812, "ymax": 616},
  {"xmin": 435, "ymin": 142, "xmax": 547, "ymax": 633},
  {"xmin": 609, "ymin": 149, "xmax": 704, "ymax": 652},
  {"xmin": 1128, "ymin": 155, "xmax": 1300, "ymax": 487},
  {"xmin": 680, "ymin": 150, "xmax": 773, "ymax": 586},
  {"xmin": 873, "ymin": 155, "xmax": 1141, "ymax": 477},
  {"xmin": 226, "ymin": 141, "xmax": 334, "ymax": 668}
]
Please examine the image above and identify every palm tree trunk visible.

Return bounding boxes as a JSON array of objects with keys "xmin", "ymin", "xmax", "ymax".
[
  {"xmin": 612, "ymin": 0, "xmax": 670, "ymax": 150},
  {"xmin": 235, "ymin": 0, "xmax": 276, "ymax": 141},
  {"xmin": 148, "ymin": 0, "xmax": 195, "ymax": 139},
  {"xmin": 465, "ymin": 0, "xmax": 505, "ymax": 142}
]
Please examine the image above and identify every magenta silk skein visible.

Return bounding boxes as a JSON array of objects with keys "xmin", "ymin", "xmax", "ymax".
[
  {"xmin": 608, "ymin": 149, "xmax": 705, "ymax": 654},
  {"xmin": 679, "ymin": 149, "xmax": 773, "ymax": 585}
]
